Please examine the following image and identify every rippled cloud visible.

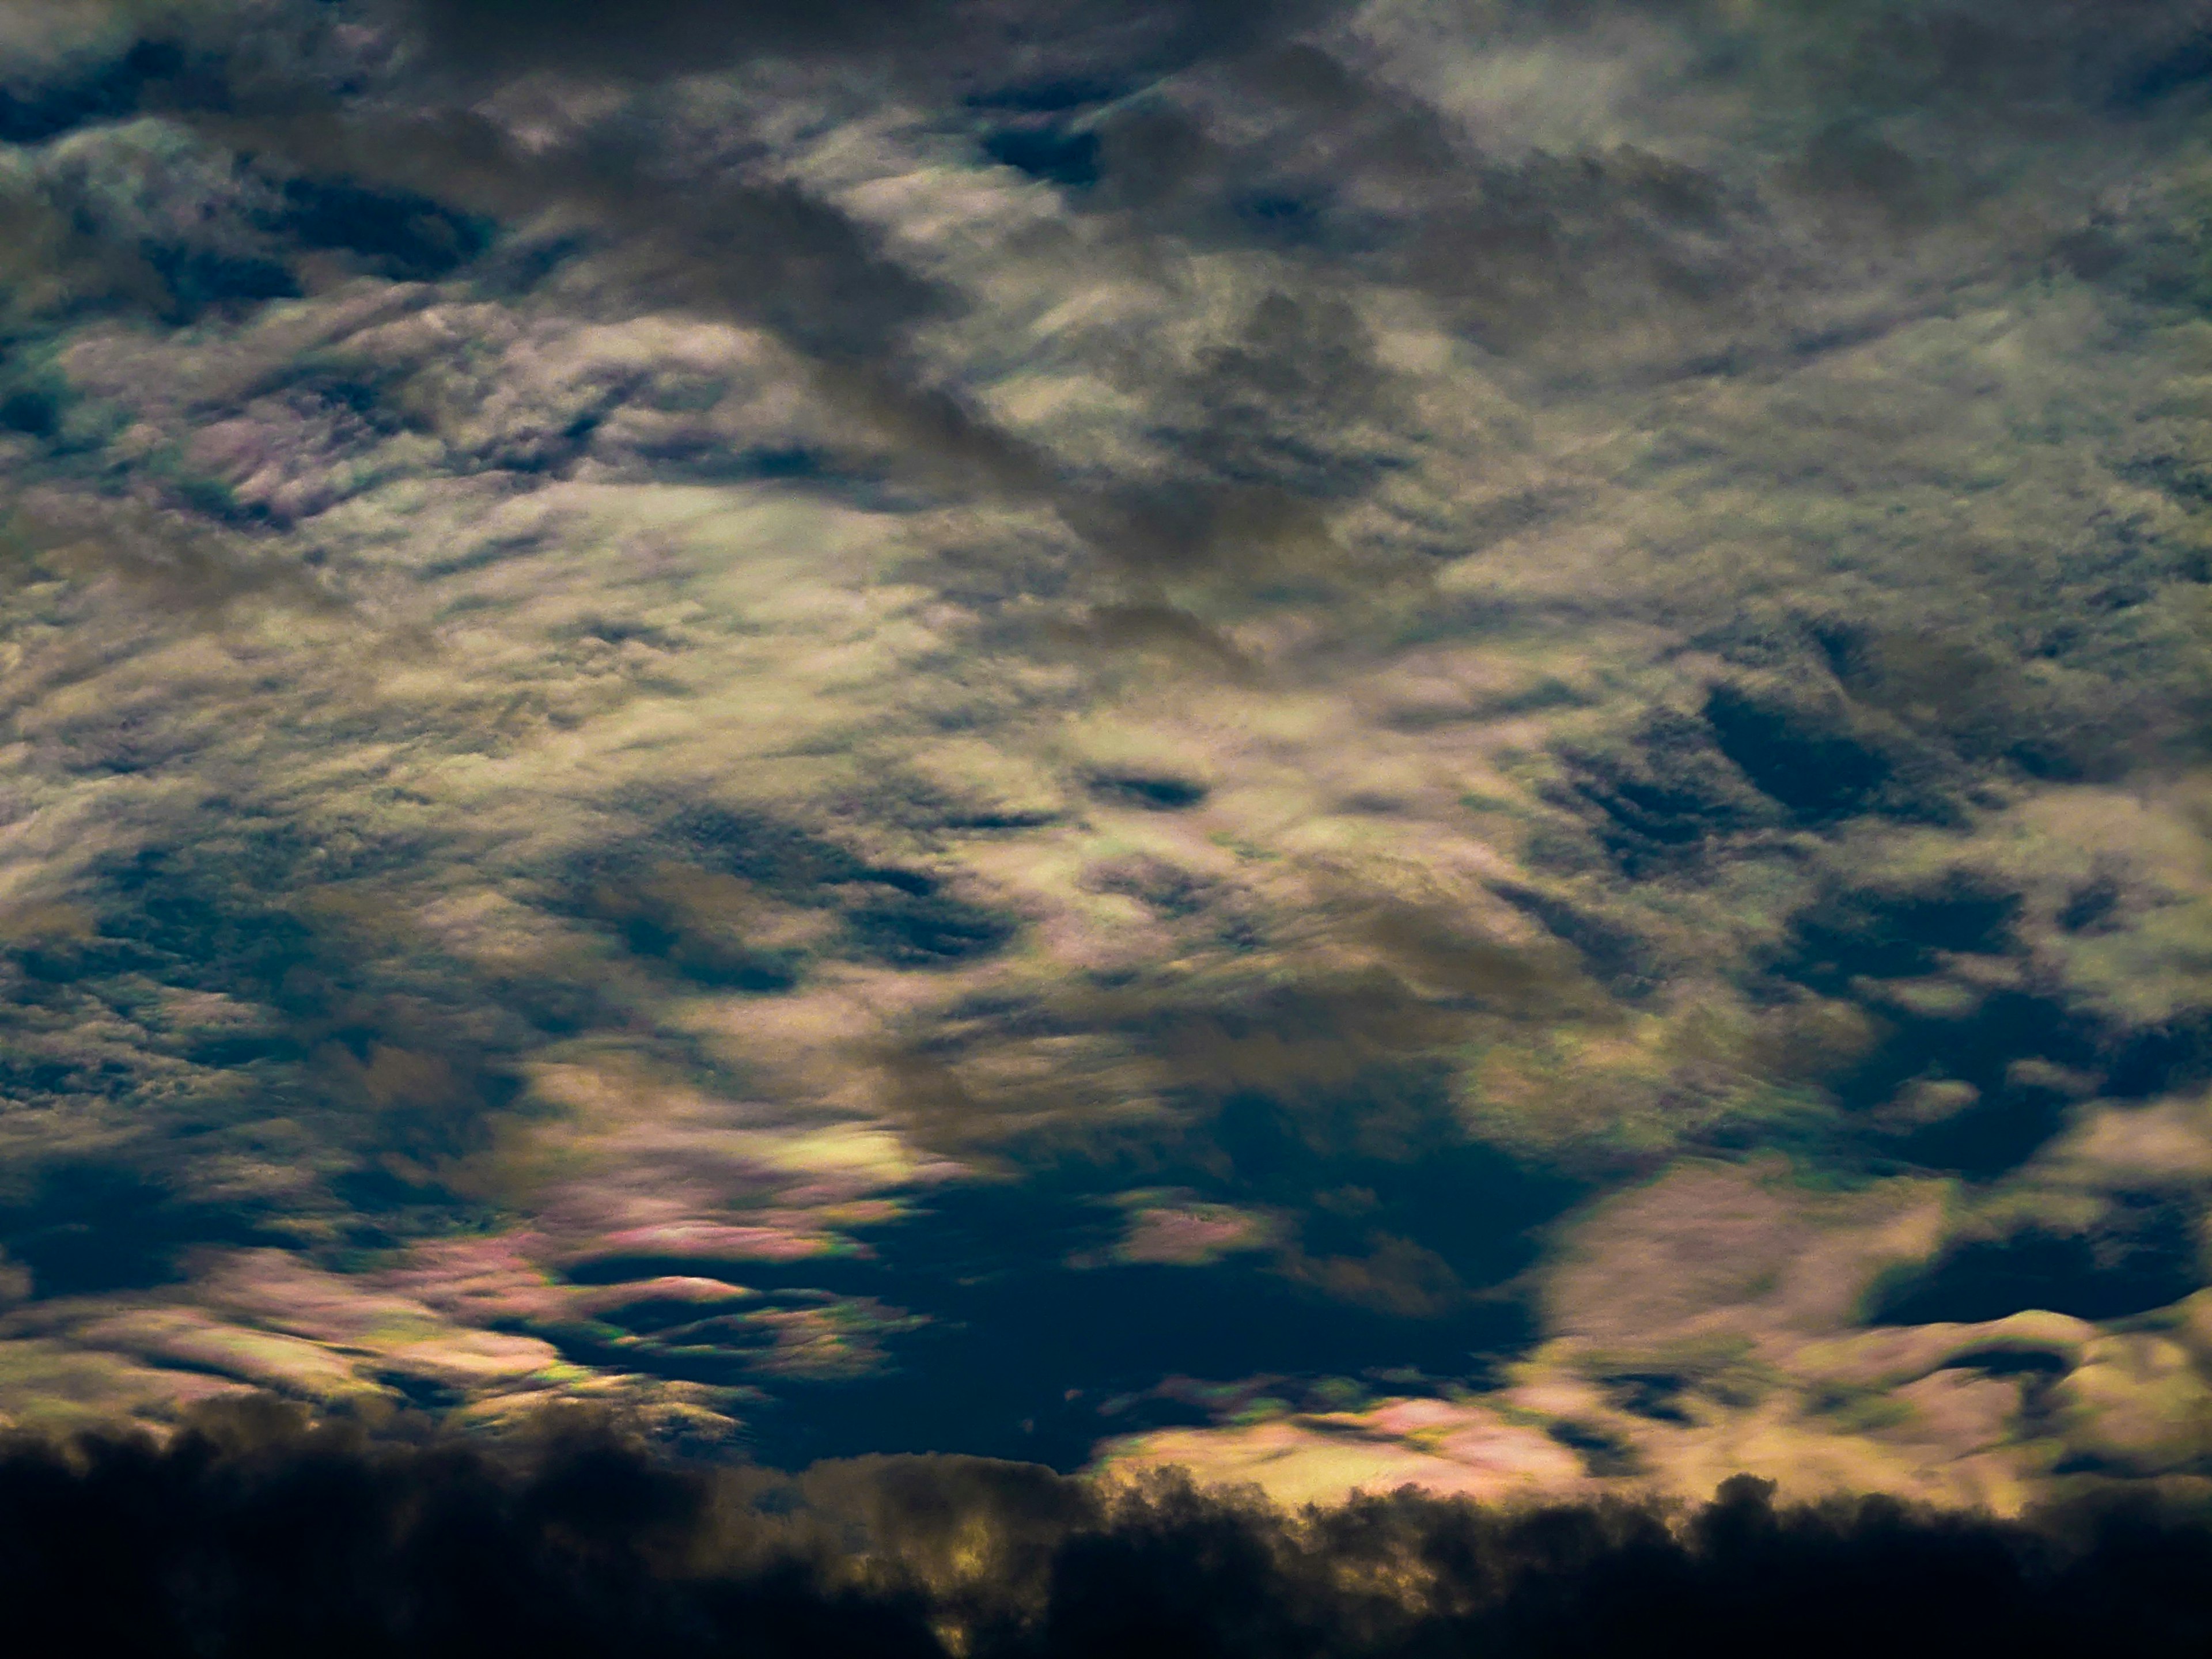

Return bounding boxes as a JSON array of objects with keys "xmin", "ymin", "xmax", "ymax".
[{"xmin": 0, "ymin": 0, "xmax": 2207, "ymax": 1509}]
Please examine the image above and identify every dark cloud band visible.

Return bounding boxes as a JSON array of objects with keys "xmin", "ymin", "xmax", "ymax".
[{"xmin": 394, "ymin": 0, "xmax": 1342, "ymax": 84}]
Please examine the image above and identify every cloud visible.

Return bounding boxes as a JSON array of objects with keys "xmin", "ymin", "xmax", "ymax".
[
  {"xmin": 1, "ymin": 0, "xmax": 2211, "ymax": 1506},
  {"xmin": 393, "ymin": 0, "xmax": 1340, "ymax": 86},
  {"xmin": 399, "ymin": 0, "xmax": 946, "ymax": 76}
]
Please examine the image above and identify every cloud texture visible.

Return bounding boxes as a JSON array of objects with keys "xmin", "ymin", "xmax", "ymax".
[{"xmin": 0, "ymin": 0, "xmax": 2208, "ymax": 1525}]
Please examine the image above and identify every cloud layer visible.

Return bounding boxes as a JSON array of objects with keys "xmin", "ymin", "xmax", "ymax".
[{"xmin": 0, "ymin": 0, "xmax": 2207, "ymax": 1510}]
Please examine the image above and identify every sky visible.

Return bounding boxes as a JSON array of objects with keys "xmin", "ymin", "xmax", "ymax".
[{"xmin": 0, "ymin": 0, "xmax": 2209, "ymax": 1525}]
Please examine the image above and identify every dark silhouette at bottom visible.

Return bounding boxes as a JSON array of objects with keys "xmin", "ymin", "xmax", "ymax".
[{"xmin": 1, "ymin": 1401, "xmax": 2208, "ymax": 1658}]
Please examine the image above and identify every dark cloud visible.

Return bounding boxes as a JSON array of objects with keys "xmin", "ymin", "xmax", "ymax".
[
  {"xmin": 161, "ymin": 15, "xmax": 1442, "ymax": 585},
  {"xmin": 1147, "ymin": 289, "xmax": 1402, "ymax": 500},
  {"xmin": 1, "ymin": 503, "xmax": 345, "ymax": 625},
  {"xmin": 563, "ymin": 802, "xmax": 1020, "ymax": 980},
  {"xmin": 213, "ymin": 111, "xmax": 952, "ymax": 364},
  {"xmin": 3, "ymin": 1404, "xmax": 2211, "ymax": 1657},
  {"xmin": 401, "ymin": 0, "xmax": 945, "ymax": 75},
  {"xmin": 1067, "ymin": 43, "xmax": 1769, "ymax": 363},
  {"xmin": 164, "ymin": 101, "xmax": 1088, "ymax": 524},
  {"xmin": 183, "ymin": 93, "xmax": 1399, "ymax": 584},
  {"xmin": 396, "ymin": 0, "xmax": 1339, "ymax": 85}
]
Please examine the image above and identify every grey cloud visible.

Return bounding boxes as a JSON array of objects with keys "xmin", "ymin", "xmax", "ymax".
[
  {"xmin": 393, "ymin": 0, "xmax": 1343, "ymax": 88},
  {"xmin": 1156, "ymin": 290, "xmax": 1402, "ymax": 498},
  {"xmin": 1065, "ymin": 45, "xmax": 1773, "ymax": 365}
]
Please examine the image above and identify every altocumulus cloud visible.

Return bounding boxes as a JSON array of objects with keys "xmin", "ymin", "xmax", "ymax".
[{"xmin": 0, "ymin": 0, "xmax": 2210, "ymax": 1532}]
